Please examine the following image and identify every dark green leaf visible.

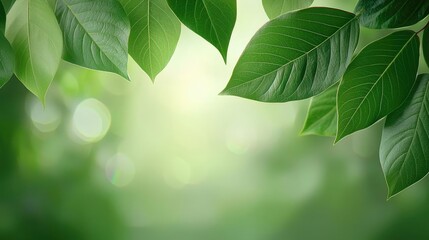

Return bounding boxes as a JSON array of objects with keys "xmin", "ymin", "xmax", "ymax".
[
  {"xmin": 1, "ymin": 0, "xmax": 15, "ymax": 13},
  {"xmin": 0, "ymin": 0, "xmax": 5, "ymax": 33},
  {"xmin": 380, "ymin": 74, "xmax": 429, "ymax": 198},
  {"xmin": 301, "ymin": 83, "xmax": 338, "ymax": 137},
  {"xmin": 6, "ymin": 0, "xmax": 63, "ymax": 102},
  {"xmin": 423, "ymin": 28, "xmax": 429, "ymax": 68},
  {"xmin": 336, "ymin": 31, "xmax": 419, "ymax": 142},
  {"xmin": 167, "ymin": 0, "xmax": 236, "ymax": 62},
  {"xmin": 119, "ymin": 0, "xmax": 181, "ymax": 80},
  {"xmin": 262, "ymin": 0, "xmax": 313, "ymax": 19},
  {"xmin": 221, "ymin": 7, "xmax": 359, "ymax": 103},
  {"xmin": 0, "ymin": 34, "xmax": 14, "ymax": 88},
  {"xmin": 55, "ymin": 0, "xmax": 130, "ymax": 79},
  {"xmin": 356, "ymin": 0, "xmax": 429, "ymax": 29}
]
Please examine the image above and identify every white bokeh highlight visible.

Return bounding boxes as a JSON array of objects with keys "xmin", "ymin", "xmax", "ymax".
[{"xmin": 72, "ymin": 98, "xmax": 111, "ymax": 143}]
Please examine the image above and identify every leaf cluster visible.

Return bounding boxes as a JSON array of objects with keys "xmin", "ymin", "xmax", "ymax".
[
  {"xmin": 223, "ymin": 0, "xmax": 429, "ymax": 197},
  {"xmin": 0, "ymin": 0, "xmax": 236, "ymax": 101}
]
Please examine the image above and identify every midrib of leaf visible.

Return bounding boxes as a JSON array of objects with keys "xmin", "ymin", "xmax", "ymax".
[
  {"xmin": 319, "ymin": 108, "xmax": 336, "ymax": 121},
  {"xmin": 26, "ymin": 0, "xmax": 40, "ymax": 97},
  {"xmin": 200, "ymin": 0, "xmax": 223, "ymax": 55},
  {"xmin": 395, "ymin": 84, "xmax": 429, "ymax": 180},
  {"xmin": 337, "ymin": 32, "xmax": 416, "ymax": 140},
  {"xmin": 147, "ymin": 0, "xmax": 152, "ymax": 75},
  {"xmin": 60, "ymin": 0, "xmax": 123, "ymax": 74},
  {"xmin": 226, "ymin": 14, "xmax": 358, "ymax": 91}
]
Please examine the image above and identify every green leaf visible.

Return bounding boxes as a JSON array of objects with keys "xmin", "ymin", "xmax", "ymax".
[
  {"xmin": 0, "ymin": 34, "xmax": 14, "ymax": 88},
  {"xmin": 380, "ymin": 74, "xmax": 429, "ymax": 198},
  {"xmin": 0, "ymin": 0, "xmax": 5, "ymax": 33},
  {"xmin": 336, "ymin": 31, "xmax": 419, "ymax": 142},
  {"xmin": 423, "ymin": 28, "xmax": 429, "ymax": 68},
  {"xmin": 1, "ymin": 0, "xmax": 15, "ymax": 13},
  {"xmin": 55, "ymin": 0, "xmax": 130, "ymax": 79},
  {"xmin": 167, "ymin": 0, "xmax": 236, "ymax": 62},
  {"xmin": 6, "ymin": 0, "xmax": 63, "ymax": 101},
  {"xmin": 46, "ymin": 0, "xmax": 56, "ymax": 9},
  {"xmin": 301, "ymin": 83, "xmax": 338, "ymax": 137},
  {"xmin": 262, "ymin": 0, "xmax": 313, "ymax": 19},
  {"xmin": 356, "ymin": 0, "xmax": 429, "ymax": 29},
  {"xmin": 221, "ymin": 7, "xmax": 359, "ymax": 103},
  {"xmin": 119, "ymin": 0, "xmax": 181, "ymax": 80}
]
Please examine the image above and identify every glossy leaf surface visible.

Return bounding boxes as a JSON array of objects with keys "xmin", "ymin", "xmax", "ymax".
[
  {"xmin": 0, "ymin": 34, "xmax": 14, "ymax": 88},
  {"xmin": 356, "ymin": 0, "xmax": 429, "ymax": 29},
  {"xmin": 6, "ymin": 0, "xmax": 63, "ymax": 101},
  {"xmin": 336, "ymin": 31, "xmax": 419, "ymax": 142},
  {"xmin": 167, "ymin": 0, "xmax": 236, "ymax": 62},
  {"xmin": 55, "ymin": 0, "xmax": 130, "ymax": 79},
  {"xmin": 222, "ymin": 7, "xmax": 359, "ymax": 103},
  {"xmin": 0, "ymin": 1, "xmax": 5, "ymax": 32},
  {"xmin": 423, "ymin": 28, "xmax": 429, "ymax": 68},
  {"xmin": 380, "ymin": 75, "xmax": 429, "ymax": 197},
  {"xmin": 119, "ymin": 0, "xmax": 181, "ymax": 80},
  {"xmin": 262, "ymin": 0, "xmax": 313, "ymax": 19}
]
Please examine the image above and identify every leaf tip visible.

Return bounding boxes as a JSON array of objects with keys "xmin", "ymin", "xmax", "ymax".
[
  {"xmin": 386, "ymin": 189, "xmax": 400, "ymax": 200},
  {"xmin": 333, "ymin": 135, "xmax": 343, "ymax": 145},
  {"xmin": 218, "ymin": 87, "xmax": 230, "ymax": 96},
  {"xmin": 221, "ymin": 52, "xmax": 228, "ymax": 64},
  {"xmin": 386, "ymin": 181, "xmax": 407, "ymax": 200},
  {"xmin": 122, "ymin": 73, "xmax": 131, "ymax": 81},
  {"xmin": 38, "ymin": 93, "xmax": 47, "ymax": 108},
  {"xmin": 116, "ymin": 67, "xmax": 131, "ymax": 81},
  {"xmin": 299, "ymin": 131, "xmax": 309, "ymax": 137},
  {"xmin": 148, "ymin": 72, "xmax": 158, "ymax": 83},
  {"xmin": 299, "ymin": 127, "xmax": 311, "ymax": 137},
  {"xmin": 219, "ymin": 81, "xmax": 240, "ymax": 96},
  {"xmin": 334, "ymin": 128, "xmax": 349, "ymax": 144}
]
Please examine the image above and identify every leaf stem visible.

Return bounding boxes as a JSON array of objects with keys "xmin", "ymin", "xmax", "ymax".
[{"xmin": 417, "ymin": 20, "xmax": 429, "ymax": 34}]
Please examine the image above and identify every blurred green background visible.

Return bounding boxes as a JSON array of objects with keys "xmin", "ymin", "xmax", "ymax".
[{"xmin": 2, "ymin": 0, "xmax": 429, "ymax": 239}]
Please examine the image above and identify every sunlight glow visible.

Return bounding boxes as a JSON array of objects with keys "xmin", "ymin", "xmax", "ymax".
[{"xmin": 72, "ymin": 98, "xmax": 111, "ymax": 143}]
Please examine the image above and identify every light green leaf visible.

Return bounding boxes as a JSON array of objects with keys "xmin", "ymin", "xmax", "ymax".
[
  {"xmin": 1, "ymin": 0, "xmax": 15, "ymax": 13},
  {"xmin": 0, "ymin": 34, "xmax": 14, "ymax": 88},
  {"xmin": 221, "ymin": 7, "xmax": 359, "ymax": 103},
  {"xmin": 6, "ymin": 0, "xmax": 63, "ymax": 101},
  {"xmin": 423, "ymin": 28, "xmax": 429, "ymax": 68},
  {"xmin": 336, "ymin": 31, "xmax": 419, "ymax": 142},
  {"xmin": 55, "ymin": 0, "xmax": 130, "ymax": 79},
  {"xmin": 301, "ymin": 83, "xmax": 338, "ymax": 137},
  {"xmin": 356, "ymin": 0, "xmax": 429, "ymax": 29},
  {"xmin": 119, "ymin": 0, "xmax": 181, "ymax": 80},
  {"xmin": 167, "ymin": 0, "xmax": 236, "ymax": 62},
  {"xmin": 46, "ymin": 0, "xmax": 56, "ymax": 9},
  {"xmin": 262, "ymin": 0, "xmax": 313, "ymax": 19},
  {"xmin": 380, "ymin": 74, "xmax": 429, "ymax": 198}
]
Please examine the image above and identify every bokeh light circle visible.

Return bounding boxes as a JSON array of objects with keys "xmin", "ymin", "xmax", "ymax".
[
  {"xmin": 105, "ymin": 153, "xmax": 136, "ymax": 187},
  {"xmin": 72, "ymin": 98, "xmax": 111, "ymax": 143},
  {"xmin": 28, "ymin": 98, "xmax": 61, "ymax": 133}
]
